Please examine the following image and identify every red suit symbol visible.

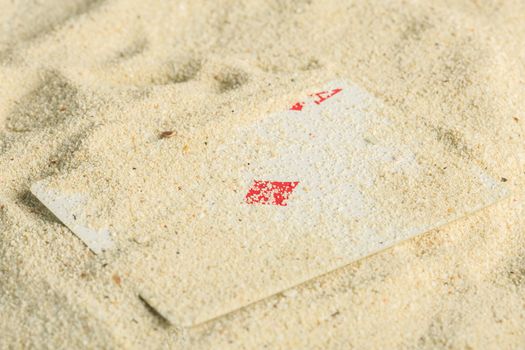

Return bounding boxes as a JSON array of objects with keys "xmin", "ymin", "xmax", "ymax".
[
  {"xmin": 290, "ymin": 102, "xmax": 305, "ymax": 111},
  {"xmin": 245, "ymin": 181, "xmax": 299, "ymax": 206}
]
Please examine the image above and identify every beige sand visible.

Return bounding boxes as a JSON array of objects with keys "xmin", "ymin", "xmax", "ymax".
[{"xmin": 0, "ymin": 0, "xmax": 524, "ymax": 348}]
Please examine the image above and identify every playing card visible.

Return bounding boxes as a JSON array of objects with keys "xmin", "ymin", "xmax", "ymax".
[{"xmin": 32, "ymin": 80, "xmax": 507, "ymax": 326}]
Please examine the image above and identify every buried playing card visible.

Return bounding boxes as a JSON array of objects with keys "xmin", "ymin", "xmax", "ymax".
[{"xmin": 32, "ymin": 80, "xmax": 507, "ymax": 326}]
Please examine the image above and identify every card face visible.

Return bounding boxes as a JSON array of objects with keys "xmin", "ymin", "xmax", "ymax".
[
  {"xmin": 32, "ymin": 81, "xmax": 507, "ymax": 326},
  {"xmin": 31, "ymin": 182, "xmax": 114, "ymax": 254}
]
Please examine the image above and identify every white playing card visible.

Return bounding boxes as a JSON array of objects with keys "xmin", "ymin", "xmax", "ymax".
[
  {"xmin": 31, "ymin": 80, "xmax": 507, "ymax": 326},
  {"xmin": 31, "ymin": 182, "xmax": 113, "ymax": 254}
]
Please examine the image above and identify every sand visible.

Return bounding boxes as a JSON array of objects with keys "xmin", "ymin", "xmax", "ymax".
[{"xmin": 0, "ymin": 0, "xmax": 524, "ymax": 348}]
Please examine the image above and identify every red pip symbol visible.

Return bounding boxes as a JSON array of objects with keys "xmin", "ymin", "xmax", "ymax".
[
  {"xmin": 290, "ymin": 101, "xmax": 306, "ymax": 111},
  {"xmin": 245, "ymin": 180, "xmax": 299, "ymax": 206}
]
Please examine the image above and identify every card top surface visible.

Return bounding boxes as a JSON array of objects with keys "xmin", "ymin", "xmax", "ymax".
[{"xmin": 32, "ymin": 80, "xmax": 507, "ymax": 326}]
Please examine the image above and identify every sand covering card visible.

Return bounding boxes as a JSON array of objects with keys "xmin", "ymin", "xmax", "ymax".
[{"xmin": 31, "ymin": 80, "xmax": 507, "ymax": 326}]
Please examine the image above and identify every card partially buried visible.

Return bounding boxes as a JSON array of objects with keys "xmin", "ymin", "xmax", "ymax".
[{"xmin": 32, "ymin": 80, "xmax": 507, "ymax": 326}]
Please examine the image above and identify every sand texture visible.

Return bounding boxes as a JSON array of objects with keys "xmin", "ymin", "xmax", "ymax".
[{"xmin": 0, "ymin": 0, "xmax": 524, "ymax": 349}]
